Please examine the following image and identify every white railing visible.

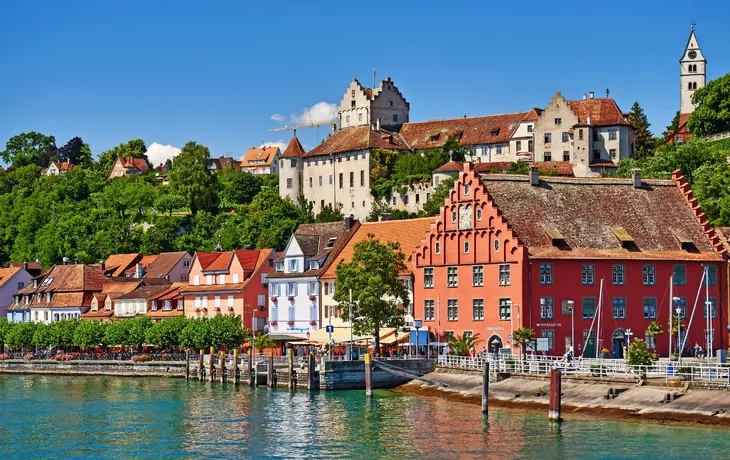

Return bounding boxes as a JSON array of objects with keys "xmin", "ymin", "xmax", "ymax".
[
  {"xmin": 437, "ymin": 355, "xmax": 730, "ymax": 386},
  {"xmin": 705, "ymin": 131, "xmax": 730, "ymax": 142}
]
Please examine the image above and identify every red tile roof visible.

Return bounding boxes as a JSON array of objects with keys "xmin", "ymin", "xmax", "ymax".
[
  {"xmin": 210, "ymin": 156, "xmax": 238, "ymax": 170},
  {"xmin": 281, "ymin": 136, "xmax": 306, "ymax": 159},
  {"xmin": 522, "ymin": 108, "xmax": 541, "ymax": 122},
  {"xmin": 104, "ymin": 253, "xmax": 141, "ymax": 277},
  {"xmin": 399, "ymin": 112, "xmax": 527, "ymax": 149},
  {"xmin": 9, "ymin": 262, "xmax": 42, "ymax": 270},
  {"xmin": 16, "ymin": 265, "xmax": 107, "ymax": 295},
  {"xmin": 51, "ymin": 161, "xmax": 75, "ymax": 172},
  {"xmin": 433, "ymin": 161, "xmax": 464, "ymax": 173},
  {"xmin": 196, "ymin": 252, "xmax": 221, "ymax": 271},
  {"xmin": 0, "ymin": 268, "xmax": 22, "ymax": 290},
  {"xmin": 305, "ymin": 126, "xmax": 408, "ymax": 157},
  {"xmin": 233, "ymin": 250, "xmax": 263, "ymax": 271},
  {"xmin": 118, "ymin": 156, "xmax": 149, "ymax": 171},
  {"xmin": 143, "ymin": 252, "xmax": 188, "ymax": 279},
  {"xmin": 240, "ymin": 147, "xmax": 279, "ymax": 168},
  {"xmin": 435, "ymin": 161, "xmax": 573, "ymax": 176},
  {"xmin": 204, "ymin": 252, "xmax": 233, "ymax": 272},
  {"xmin": 567, "ymin": 98, "xmax": 630, "ymax": 127}
]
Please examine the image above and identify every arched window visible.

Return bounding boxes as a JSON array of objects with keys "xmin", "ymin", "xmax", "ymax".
[
  {"xmin": 451, "ymin": 210, "xmax": 457, "ymax": 222},
  {"xmin": 476, "ymin": 208, "xmax": 482, "ymax": 221},
  {"xmin": 688, "ymin": 82, "xmax": 693, "ymax": 90},
  {"xmin": 464, "ymin": 241, "xmax": 470, "ymax": 253},
  {"xmin": 463, "ymin": 183, "xmax": 470, "ymax": 195},
  {"xmin": 494, "ymin": 239, "xmax": 500, "ymax": 253}
]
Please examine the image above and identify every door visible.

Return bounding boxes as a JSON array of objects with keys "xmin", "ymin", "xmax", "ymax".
[
  {"xmin": 583, "ymin": 330, "xmax": 596, "ymax": 358},
  {"xmin": 612, "ymin": 329, "xmax": 626, "ymax": 359}
]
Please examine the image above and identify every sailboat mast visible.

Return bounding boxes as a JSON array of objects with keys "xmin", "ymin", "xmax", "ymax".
[{"xmin": 597, "ymin": 278, "xmax": 604, "ymax": 359}]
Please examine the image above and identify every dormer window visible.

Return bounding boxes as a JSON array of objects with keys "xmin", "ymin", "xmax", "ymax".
[
  {"xmin": 310, "ymin": 260, "xmax": 320, "ymax": 270},
  {"xmin": 92, "ymin": 301, "xmax": 98, "ymax": 312},
  {"xmin": 288, "ymin": 259, "xmax": 299, "ymax": 272},
  {"xmin": 430, "ymin": 134, "xmax": 440, "ymax": 142},
  {"xmin": 276, "ymin": 261, "xmax": 284, "ymax": 272},
  {"xmin": 164, "ymin": 301, "xmax": 172, "ymax": 311},
  {"xmin": 183, "ymin": 259, "xmax": 191, "ymax": 268},
  {"xmin": 325, "ymin": 237, "xmax": 337, "ymax": 249},
  {"xmin": 151, "ymin": 301, "xmax": 157, "ymax": 311},
  {"xmin": 105, "ymin": 301, "xmax": 111, "ymax": 311},
  {"xmin": 46, "ymin": 292, "xmax": 51, "ymax": 303},
  {"xmin": 491, "ymin": 129, "xmax": 500, "ymax": 137},
  {"xmin": 42, "ymin": 277, "xmax": 53, "ymax": 287}
]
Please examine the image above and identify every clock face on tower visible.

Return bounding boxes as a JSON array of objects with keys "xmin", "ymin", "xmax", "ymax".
[{"xmin": 688, "ymin": 50, "xmax": 697, "ymax": 59}]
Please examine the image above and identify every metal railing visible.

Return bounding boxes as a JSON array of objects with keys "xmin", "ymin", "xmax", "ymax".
[{"xmin": 0, "ymin": 351, "xmax": 187, "ymax": 362}]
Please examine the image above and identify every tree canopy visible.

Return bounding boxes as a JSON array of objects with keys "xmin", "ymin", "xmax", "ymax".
[
  {"xmin": 1, "ymin": 132, "xmax": 57, "ymax": 168},
  {"xmin": 688, "ymin": 72, "xmax": 730, "ymax": 136},
  {"xmin": 627, "ymin": 101, "xmax": 654, "ymax": 156},
  {"xmin": 169, "ymin": 141, "xmax": 219, "ymax": 214}
]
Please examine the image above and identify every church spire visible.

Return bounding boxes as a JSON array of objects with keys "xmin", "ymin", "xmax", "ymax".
[{"xmin": 679, "ymin": 25, "xmax": 707, "ymax": 115}]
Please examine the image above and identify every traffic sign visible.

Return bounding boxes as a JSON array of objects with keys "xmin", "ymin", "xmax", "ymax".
[
  {"xmin": 325, "ymin": 325, "xmax": 335, "ymax": 333},
  {"xmin": 414, "ymin": 319, "xmax": 422, "ymax": 329}
]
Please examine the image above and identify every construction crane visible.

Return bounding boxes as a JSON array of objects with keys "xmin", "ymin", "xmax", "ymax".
[{"xmin": 268, "ymin": 120, "xmax": 337, "ymax": 136}]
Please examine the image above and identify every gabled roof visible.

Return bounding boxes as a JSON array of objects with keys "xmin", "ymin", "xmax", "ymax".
[
  {"xmin": 103, "ymin": 253, "xmax": 142, "ymax": 277},
  {"xmin": 117, "ymin": 156, "xmax": 149, "ymax": 172},
  {"xmin": 116, "ymin": 283, "xmax": 171, "ymax": 301},
  {"xmin": 240, "ymin": 147, "xmax": 279, "ymax": 168},
  {"xmin": 143, "ymin": 252, "xmax": 188, "ymax": 279},
  {"xmin": 281, "ymin": 136, "xmax": 306, "ymax": 159},
  {"xmin": 210, "ymin": 156, "xmax": 238, "ymax": 170},
  {"xmin": 321, "ymin": 218, "xmax": 433, "ymax": 279},
  {"xmin": 567, "ymin": 99, "xmax": 630, "ymax": 127},
  {"xmin": 305, "ymin": 126, "xmax": 408, "ymax": 157},
  {"xmin": 50, "ymin": 161, "xmax": 75, "ymax": 172},
  {"xmin": 0, "ymin": 267, "xmax": 23, "ymax": 290},
  {"xmin": 479, "ymin": 172, "xmax": 722, "ymax": 260},
  {"xmin": 400, "ymin": 112, "xmax": 528, "ymax": 149},
  {"xmin": 195, "ymin": 249, "xmax": 270, "ymax": 273},
  {"xmin": 16, "ymin": 265, "xmax": 107, "ymax": 295},
  {"xmin": 149, "ymin": 282, "xmax": 187, "ymax": 301},
  {"xmin": 9, "ymin": 262, "xmax": 42, "ymax": 270}
]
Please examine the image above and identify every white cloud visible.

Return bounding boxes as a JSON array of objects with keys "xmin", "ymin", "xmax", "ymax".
[
  {"xmin": 290, "ymin": 101, "xmax": 337, "ymax": 125},
  {"xmin": 270, "ymin": 113, "xmax": 286, "ymax": 122},
  {"xmin": 146, "ymin": 142, "xmax": 181, "ymax": 166},
  {"xmin": 257, "ymin": 140, "xmax": 289, "ymax": 153}
]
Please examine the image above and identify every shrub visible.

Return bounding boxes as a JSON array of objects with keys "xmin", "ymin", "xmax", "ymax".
[
  {"xmin": 54, "ymin": 354, "xmax": 74, "ymax": 362},
  {"xmin": 131, "ymin": 354, "xmax": 153, "ymax": 362},
  {"xmin": 0, "ymin": 354, "xmax": 10, "ymax": 361},
  {"xmin": 23, "ymin": 353, "xmax": 35, "ymax": 361}
]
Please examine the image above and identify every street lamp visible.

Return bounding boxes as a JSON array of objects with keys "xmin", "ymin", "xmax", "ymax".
[
  {"xmin": 674, "ymin": 298, "xmax": 682, "ymax": 363},
  {"xmin": 306, "ymin": 331, "xmax": 310, "ymax": 345},
  {"xmin": 566, "ymin": 300, "xmax": 575, "ymax": 354}
]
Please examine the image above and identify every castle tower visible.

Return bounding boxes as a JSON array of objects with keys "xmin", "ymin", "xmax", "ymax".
[
  {"xmin": 337, "ymin": 77, "xmax": 410, "ymax": 130},
  {"xmin": 278, "ymin": 136, "xmax": 305, "ymax": 205},
  {"xmin": 680, "ymin": 25, "xmax": 707, "ymax": 115}
]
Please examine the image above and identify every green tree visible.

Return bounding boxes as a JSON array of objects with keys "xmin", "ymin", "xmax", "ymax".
[
  {"xmin": 218, "ymin": 169, "xmax": 262, "ymax": 209},
  {"xmin": 645, "ymin": 321, "xmax": 663, "ymax": 352},
  {"xmin": 334, "ymin": 234, "xmax": 409, "ymax": 355},
  {"xmin": 315, "ymin": 204, "xmax": 345, "ymax": 223},
  {"xmin": 627, "ymin": 101, "xmax": 654, "ymax": 156},
  {"xmin": 627, "ymin": 339, "xmax": 655, "ymax": 366},
  {"xmin": 251, "ymin": 332, "xmax": 275, "ymax": 355},
  {"xmin": 145, "ymin": 316, "xmax": 188, "ymax": 349},
  {"xmin": 0, "ymin": 318, "xmax": 11, "ymax": 352},
  {"xmin": 180, "ymin": 318, "xmax": 213, "ymax": 350},
  {"xmin": 688, "ymin": 72, "xmax": 730, "ymax": 136},
  {"xmin": 56, "ymin": 137, "xmax": 92, "ymax": 166},
  {"xmin": 97, "ymin": 139, "xmax": 149, "ymax": 172},
  {"xmin": 6, "ymin": 322, "xmax": 36, "ymax": 351},
  {"xmin": 51, "ymin": 319, "xmax": 80, "ymax": 350},
  {"xmin": 207, "ymin": 314, "xmax": 249, "ymax": 349},
  {"xmin": 153, "ymin": 194, "xmax": 188, "ymax": 217},
  {"xmin": 692, "ymin": 161, "xmax": 730, "ymax": 225},
  {"xmin": 442, "ymin": 134, "xmax": 470, "ymax": 162},
  {"xmin": 446, "ymin": 333, "xmax": 482, "ymax": 356},
  {"xmin": 73, "ymin": 320, "xmax": 105, "ymax": 349},
  {"xmin": 168, "ymin": 141, "xmax": 218, "ymax": 214},
  {"xmin": 1, "ymin": 132, "xmax": 57, "ymax": 168},
  {"xmin": 512, "ymin": 327, "xmax": 536, "ymax": 362},
  {"xmin": 103, "ymin": 320, "xmax": 129, "ymax": 347},
  {"xmin": 664, "ymin": 110, "xmax": 680, "ymax": 137},
  {"xmin": 126, "ymin": 316, "xmax": 153, "ymax": 351},
  {"xmin": 420, "ymin": 178, "xmax": 454, "ymax": 216},
  {"xmin": 32, "ymin": 323, "xmax": 54, "ymax": 348}
]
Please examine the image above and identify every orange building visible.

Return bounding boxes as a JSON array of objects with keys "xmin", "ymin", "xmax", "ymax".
[
  {"xmin": 413, "ymin": 164, "xmax": 727, "ymax": 358},
  {"xmin": 180, "ymin": 249, "xmax": 277, "ymax": 332}
]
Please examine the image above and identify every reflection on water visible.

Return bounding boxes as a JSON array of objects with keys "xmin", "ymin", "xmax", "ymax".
[{"xmin": 0, "ymin": 374, "xmax": 727, "ymax": 459}]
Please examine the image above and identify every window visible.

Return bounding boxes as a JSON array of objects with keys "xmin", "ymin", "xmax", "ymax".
[
  {"xmin": 202, "ymin": 297, "xmax": 208, "ymax": 309},
  {"xmin": 555, "ymin": 118, "xmax": 562, "ymax": 126},
  {"xmin": 435, "ymin": 242, "xmax": 440, "ymax": 254},
  {"xmin": 447, "ymin": 299, "xmax": 458, "ymax": 321},
  {"xmin": 609, "ymin": 149, "xmax": 617, "ymax": 159},
  {"xmin": 214, "ymin": 296, "xmax": 221, "ymax": 308},
  {"xmin": 527, "ymin": 124, "xmax": 533, "ymax": 133},
  {"xmin": 704, "ymin": 298, "xmax": 717, "ymax": 319},
  {"xmin": 582, "ymin": 297, "xmax": 596, "ymax": 319},
  {"xmin": 339, "ymin": 173, "xmax": 343, "ymax": 189},
  {"xmin": 403, "ymin": 196, "xmax": 409, "ymax": 205},
  {"xmin": 228, "ymin": 295, "xmax": 234, "ymax": 308},
  {"xmin": 476, "ymin": 208, "xmax": 482, "ymax": 220},
  {"xmin": 392, "ymin": 196, "xmax": 397, "ymax": 206},
  {"xmin": 206, "ymin": 275, "xmax": 213, "ymax": 285},
  {"xmin": 608, "ymin": 129, "xmax": 617, "ymax": 141},
  {"xmin": 544, "ymin": 151, "xmax": 552, "ymax": 162},
  {"xmin": 675, "ymin": 297, "xmax": 687, "ymax": 318},
  {"xmin": 463, "ymin": 241, "xmax": 469, "ymax": 253},
  {"xmin": 612, "ymin": 298, "xmax": 626, "ymax": 319},
  {"xmin": 473, "ymin": 299, "xmax": 484, "ymax": 321},
  {"xmin": 499, "ymin": 264, "xmax": 510, "ymax": 286},
  {"xmin": 494, "ymin": 240, "xmax": 500, "ymax": 252},
  {"xmin": 288, "ymin": 259, "xmax": 299, "ymax": 272},
  {"xmin": 541, "ymin": 330, "xmax": 554, "ymax": 350},
  {"xmin": 643, "ymin": 298, "xmax": 657, "ymax": 319},
  {"xmin": 424, "ymin": 300, "xmax": 435, "ymax": 321},
  {"xmin": 286, "ymin": 282, "xmax": 297, "ymax": 296},
  {"xmin": 307, "ymin": 282, "xmax": 318, "ymax": 296},
  {"xmin": 463, "ymin": 183, "xmax": 470, "ymax": 195},
  {"xmin": 351, "ymin": 90, "xmax": 355, "ymax": 97},
  {"xmin": 540, "ymin": 297, "xmax": 554, "ymax": 319},
  {"xmin": 329, "ymin": 175, "xmax": 333, "ymax": 185},
  {"xmin": 349, "ymin": 172, "xmax": 354, "ymax": 187},
  {"xmin": 424, "ymin": 267, "xmax": 434, "ymax": 288},
  {"xmin": 269, "ymin": 283, "xmax": 280, "ymax": 297},
  {"xmin": 447, "ymin": 267, "xmax": 458, "ymax": 287},
  {"xmin": 325, "ymin": 237, "xmax": 337, "ymax": 249},
  {"xmin": 286, "ymin": 178, "xmax": 293, "ymax": 189},
  {"xmin": 544, "ymin": 132, "xmax": 551, "ymax": 144},
  {"xmin": 415, "ymin": 194, "xmax": 420, "ymax": 204},
  {"xmin": 426, "ymin": 193, "xmax": 431, "ymax": 201},
  {"xmin": 516, "ymin": 140, "xmax": 522, "ymax": 152},
  {"xmin": 579, "ymin": 129, "xmax": 584, "ymax": 140},
  {"xmin": 642, "ymin": 265, "xmax": 655, "ymax": 285},
  {"xmin": 358, "ymin": 113, "xmax": 363, "ymax": 122},
  {"xmin": 220, "ymin": 274, "xmax": 226, "ymax": 285},
  {"xmin": 540, "ymin": 264, "xmax": 553, "ymax": 284},
  {"xmin": 563, "ymin": 151, "xmax": 570, "ymax": 162},
  {"xmin": 360, "ymin": 170, "xmax": 365, "ymax": 186},
  {"xmin": 612, "ymin": 264, "xmax": 625, "ymax": 285},
  {"xmin": 309, "ymin": 260, "xmax": 320, "ymax": 270},
  {"xmin": 499, "ymin": 299, "xmax": 511, "ymax": 320},
  {"xmin": 673, "ymin": 265, "xmax": 686, "ymax": 285},
  {"xmin": 318, "ymin": 176, "xmax": 322, "ymax": 187},
  {"xmin": 708, "ymin": 265, "xmax": 717, "ymax": 286},
  {"xmin": 451, "ymin": 210, "xmax": 457, "ymax": 222},
  {"xmin": 562, "ymin": 132, "xmax": 569, "ymax": 143},
  {"xmin": 473, "ymin": 266, "xmax": 483, "ymax": 286},
  {"xmin": 528, "ymin": 140, "xmax": 533, "ymax": 152},
  {"xmin": 581, "ymin": 264, "xmax": 595, "ymax": 285},
  {"xmin": 496, "ymin": 145, "xmax": 503, "ymax": 155},
  {"xmin": 346, "ymin": 115, "xmax": 350, "ymax": 123},
  {"xmin": 393, "ymin": 114, "xmax": 398, "ymax": 123},
  {"xmin": 309, "ymin": 177, "xmax": 313, "ymax": 188},
  {"xmin": 183, "ymin": 259, "xmax": 191, "ymax": 268}
]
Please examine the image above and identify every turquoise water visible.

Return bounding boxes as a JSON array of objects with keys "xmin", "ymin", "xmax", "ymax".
[{"xmin": 0, "ymin": 375, "xmax": 727, "ymax": 459}]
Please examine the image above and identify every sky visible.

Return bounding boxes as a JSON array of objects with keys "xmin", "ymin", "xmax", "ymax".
[{"xmin": 1, "ymin": 0, "xmax": 729, "ymax": 167}]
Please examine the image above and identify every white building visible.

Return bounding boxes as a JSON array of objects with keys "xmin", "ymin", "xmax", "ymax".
[{"xmin": 240, "ymin": 147, "xmax": 280, "ymax": 175}]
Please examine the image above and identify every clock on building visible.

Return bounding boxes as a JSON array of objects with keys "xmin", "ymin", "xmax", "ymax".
[
  {"xmin": 458, "ymin": 205, "xmax": 473, "ymax": 230},
  {"xmin": 688, "ymin": 50, "xmax": 697, "ymax": 59}
]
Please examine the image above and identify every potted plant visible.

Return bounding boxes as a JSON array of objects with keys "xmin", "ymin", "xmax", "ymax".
[
  {"xmin": 309, "ymin": 320, "xmax": 317, "ymax": 326},
  {"xmin": 270, "ymin": 320, "xmax": 278, "ymax": 327},
  {"xmin": 287, "ymin": 321, "xmax": 295, "ymax": 327},
  {"xmin": 600, "ymin": 347, "xmax": 610, "ymax": 359},
  {"xmin": 309, "ymin": 295, "xmax": 317, "ymax": 301},
  {"xmin": 288, "ymin": 295, "xmax": 295, "ymax": 301}
]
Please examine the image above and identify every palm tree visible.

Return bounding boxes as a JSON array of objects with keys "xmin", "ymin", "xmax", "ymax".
[
  {"xmin": 251, "ymin": 332, "xmax": 275, "ymax": 358},
  {"xmin": 446, "ymin": 333, "xmax": 482, "ymax": 356},
  {"xmin": 512, "ymin": 327, "xmax": 536, "ymax": 362}
]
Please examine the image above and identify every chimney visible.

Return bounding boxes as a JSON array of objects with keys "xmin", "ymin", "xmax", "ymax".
[
  {"xmin": 101, "ymin": 262, "xmax": 105, "ymax": 271},
  {"xmin": 23, "ymin": 261, "xmax": 27, "ymax": 270},
  {"xmin": 378, "ymin": 213, "xmax": 391, "ymax": 222},
  {"xmin": 135, "ymin": 263, "xmax": 144, "ymax": 279},
  {"xmin": 376, "ymin": 118, "xmax": 381, "ymax": 131},
  {"xmin": 345, "ymin": 214, "xmax": 355, "ymax": 231},
  {"xmin": 529, "ymin": 166, "xmax": 539, "ymax": 186},
  {"xmin": 631, "ymin": 168, "xmax": 642, "ymax": 188},
  {"xmin": 589, "ymin": 91, "xmax": 594, "ymax": 99},
  {"xmin": 582, "ymin": 93, "xmax": 587, "ymax": 100},
  {"xmin": 33, "ymin": 279, "xmax": 38, "ymax": 288},
  {"xmin": 587, "ymin": 116, "xmax": 591, "ymax": 126}
]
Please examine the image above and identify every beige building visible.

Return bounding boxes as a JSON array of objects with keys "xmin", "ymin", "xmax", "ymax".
[
  {"xmin": 279, "ymin": 136, "xmax": 306, "ymax": 205},
  {"xmin": 338, "ymin": 78, "xmax": 410, "ymax": 130}
]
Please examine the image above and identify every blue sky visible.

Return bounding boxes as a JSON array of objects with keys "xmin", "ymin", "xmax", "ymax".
[{"xmin": 1, "ymin": 1, "xmax": 729, "ymax": 166}]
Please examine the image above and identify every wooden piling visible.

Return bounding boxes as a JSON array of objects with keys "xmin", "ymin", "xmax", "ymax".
[
  {"xmin": 233, "ymin": 348, "xmax": 240, "ymax": 384},
  {"xmin": 307, "ymin": 354, "xmax": 317, "ymax": 391},
  {"xmin": 219, "ymin": 351, "xmax": 226, "ymax": 384},
  {"xmin": 267, "ymin": 353, "xmax": 274, "ymax": 387},
  {"xmin": 208, "ymin": 346, "xmax": 215, "ymax": 382},
  {"xmin": 482, "ymin": 361, "xmax": 489, "ymax": 414},
  {"xmin": 248, "ymin": 349, "xmax": 254, "ymax": 387},
  {"xmin": 549, "ymin": 367, "xmax": 562, "ymax": 423},
  {"xmin": 287, "ymin": 348, "xmax": 295, "ymax": 389},
  {"xmin": 364, "ymin": 353, "xmax": 373, "ymax": 398},
  {"xmin": 198, "ymin": 348, "xmax": 205, "ymax": 381},
  {"xmin": 185, "ymin": 349, "xmax": 190, "ymax": 380}
]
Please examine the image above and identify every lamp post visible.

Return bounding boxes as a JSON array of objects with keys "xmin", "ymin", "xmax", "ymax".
[
  {"xmin": 394, "ymin": 330, "xmax": 398, "ymax": 358},
  {"xmin": 306, "ymin": 331, "xmax": 310, "ymax": 345},
  {"xmin": 566, "ymin": 300, "xmax": 575, "ymax": 354},
  {"xmin": 675, "ymin": 302, "xmax": 682, "ymax": 364}
]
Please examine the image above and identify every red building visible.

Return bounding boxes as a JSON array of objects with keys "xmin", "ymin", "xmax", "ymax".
[{"xmin": 413, "ymin": 164, "xmax": 727, "ymax": 358}]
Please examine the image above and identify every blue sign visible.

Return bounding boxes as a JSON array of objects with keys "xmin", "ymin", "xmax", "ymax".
[
  {"xmin": 325, "ymin": 325, "xmax": 335, "ymax": 333},
  {"xmin": 409, "ymin": 330, "xmax": 429, "ymax": 345}
]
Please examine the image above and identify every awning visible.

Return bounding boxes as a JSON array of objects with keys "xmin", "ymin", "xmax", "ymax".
[
  {"xmin": 379, "ymin": 329, "xmax": 408, "ymax": 345},
  {"xmin": 308, "ymin": 326, "xmax": 396, "ymax": 344}
]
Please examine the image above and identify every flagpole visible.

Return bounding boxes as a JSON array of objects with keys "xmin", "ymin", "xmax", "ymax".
[{"xmin": 437, "ymin": 294, "xmax": 441, "ymax": 357}]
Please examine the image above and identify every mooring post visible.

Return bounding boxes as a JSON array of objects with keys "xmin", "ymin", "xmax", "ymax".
[
  {"xmin": 482, "ymin": 361, "xmax": 489, "ymax": 414},
  {"xmin": 185, "ymin": 349, "xmax": 190, "ymax": 380},
  {"xmin": 364, "ymin": 353, "xmax": 373, "ymax": 398},
  {"xmin": 198, "ymin": 348, "xmax": 204, "ymax": 381},
  {"xmin": 267, "ymin": 353, "xmax": 274, "ymax": 387},
  {"xmin": 219, "ymin": 351, "xmax": 226, "ymax": 383},
  {"xmin": 233, "ymin": 348, "xmax": 240, "ymax": 384},
  {"xmin": 288, "ymin": 348, "xmax": 295, "ymax": 389},
  {"xmin": 307, "ymin": 353, "xmax": 317, "ymax": 391},
  {"xmin": 208, "ymin": 346, "xmax": 215, "ymax": 382},
  {"xmin": 549, "ymin": 367, "xmax": 562, "ymax": 423},
  {"xmin": 248, "ymin": 349, "xmax": 255, "ymax": 387}
]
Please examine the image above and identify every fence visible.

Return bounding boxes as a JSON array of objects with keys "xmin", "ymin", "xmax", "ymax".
[
  {"xmin": 0, "ymin": 351, "xmax": 188, "ymax": 362},
  {"xmin": 437, "ymin": 355, "xmax": 730, "ymax": 386},
  {"xmin": 705, "ymin": 131, "xmax": 730, "ymax": 142}
]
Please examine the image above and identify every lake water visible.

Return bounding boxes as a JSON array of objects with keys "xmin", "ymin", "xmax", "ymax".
[{"xmin": 0, "ymin": 374, "xmax": 727, "ymax": 459}]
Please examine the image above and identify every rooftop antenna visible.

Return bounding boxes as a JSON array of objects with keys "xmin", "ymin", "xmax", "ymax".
[
  {"xmin": 691, "ymin": 21, "xmax": 695, "ymax": 31},
  {"xmin": 373, "ymin": 66, "xmax": 377, "ymax": 88},
  {"xmin": 606, "ymin": 88, "xmax": 610, "ymax": 98}
]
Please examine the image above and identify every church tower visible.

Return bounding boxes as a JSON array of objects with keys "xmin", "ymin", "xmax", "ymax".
[{"xmin": 680, "ymin": 25, "xmax": 707, "ymax": 115}]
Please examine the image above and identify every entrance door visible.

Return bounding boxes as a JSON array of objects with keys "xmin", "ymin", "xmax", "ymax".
[
  {"xmin": 612, "ymin": 329, "xmax": 626, "ymax": 359},
  {"xmin": 488, "ymin": 335, "xmax": 503, "ymax": 354},
  {"xmin": 583, "ymin": 330, "xmax": 596, "ymax": 358}
]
